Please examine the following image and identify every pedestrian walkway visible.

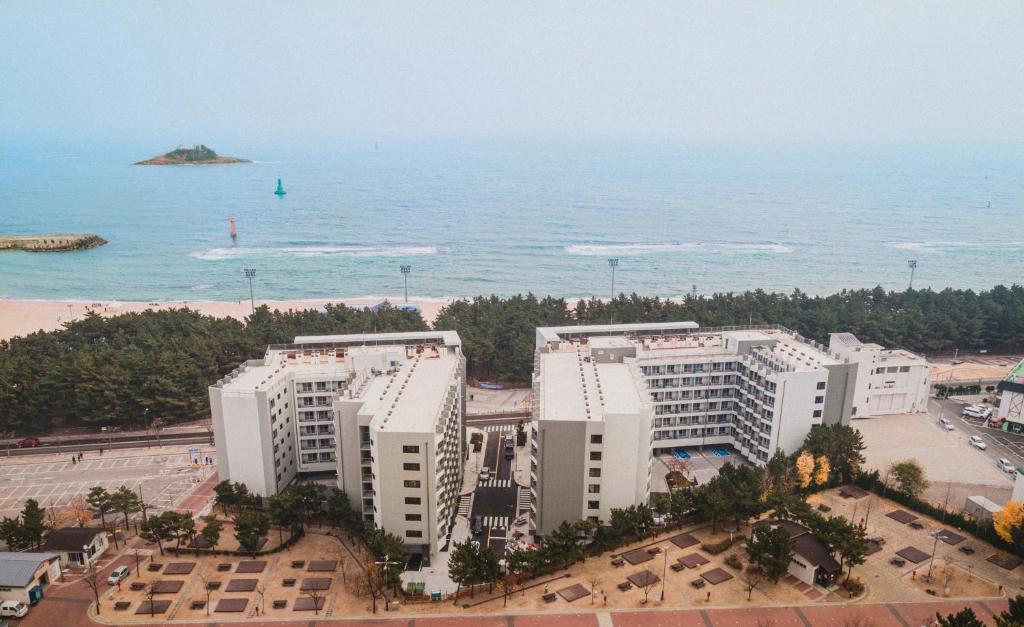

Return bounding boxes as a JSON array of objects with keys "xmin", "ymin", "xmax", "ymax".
[
  {"xmin": 457, "ymin": 493, "xmax": 473, "ymax": 517},
  {"xmin": 481, "ymin": 424, "xmax": 513, "ymax": 433},
  {"xmin": 480, "ymin": 478, "xmax": 513, "ymax": 488},
  {"xmin": 482, "ymin": 515, "xmax": 509, "ymax": 528},
  {"xmin": 516, "ymin": 486, "xmax": 531, "ymax": 513}
]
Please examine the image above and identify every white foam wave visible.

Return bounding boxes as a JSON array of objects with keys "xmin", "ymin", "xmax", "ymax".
[
  {"xmin": 565, "ymin": 242, "xmax": 794, "ymax": 256},
  {"xmin": 190, "ymin": 245, "xmax": 447, "ymax": 261},
  {"xmin": 892, "ymin": 240, "xmax": 1017, "ymax": 253}
]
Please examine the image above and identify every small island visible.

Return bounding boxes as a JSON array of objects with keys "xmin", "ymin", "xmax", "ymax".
[
  {"xmin": 135, "ymin": 144, "xmax": 249, "ymax": 165},
  {"xmin": 0, "ymin": 234, "xmax": 107, "ymax": 252}
]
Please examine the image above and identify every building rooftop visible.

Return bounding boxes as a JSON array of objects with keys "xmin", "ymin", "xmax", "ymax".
[
  {"xmin": 363, "ymin": 346, "xmax": 459, "ymax": 432},
  {"xmin": 214, "ymin": 331, "xmax": 460, "ymax": 393},
  {"xmin": 0, "ymin": 552, "xmax": 59, "ymax": 588},
  {"xmin": 536, "ymin": 321, "xmax": 699, "ymax": 348},
  {"xmin": 41, "ymin": 527, "xmax": 106, "ymax": 552}
]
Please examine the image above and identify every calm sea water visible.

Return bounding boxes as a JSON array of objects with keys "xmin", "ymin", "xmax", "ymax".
[{"xmin": 1, "ymin": 138, "xmax": 1021, "ymax": 302}]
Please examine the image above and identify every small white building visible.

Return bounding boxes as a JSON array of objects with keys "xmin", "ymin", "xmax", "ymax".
[
  {"xmin": 995, "ymin": 359, "xmax": 1024, "ymax": 433},
  {"xmin": 963, "ymin": 496, "xmax": 1002, "ymax": 523},
  {"xmin": 828, "ymin": 333, "xmax": 931, "ymax": 417},
  {"xmin": 0, "ymin": 552, "xmax": 61, "ymax": 605},
  {"xmin": 756, "ymin": 520, "xmax": 841, "ymax": 588},
  {"xmin": 41, "ymin": 527, "xmax": 109, "ymax": 568}
]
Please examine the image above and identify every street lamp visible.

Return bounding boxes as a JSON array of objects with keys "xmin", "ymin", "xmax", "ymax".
[
  {"xmin": 375, "ymin": 554, "xmax": 401, "ymax": 610},
  {"xmin": 607, "ymin": 258, "xmax": 619, "ymax": 301},
  {"xmin": 660, "ymin": 548, "xmax": 669, "ymax": 601},
  {"xmin": 400, "ymin": 265, "xmax": 411, "ymax": 303},
  {"xmin": 926, "ymin": 532, "xmax": 948, "ymax": 583},
  {"xmin": 243, "ymin": 268, "xmax": 256, "ymax": 314},
  {"xmin": 907, "ymin": 260, "xmax": 918, "ymax": 290}
]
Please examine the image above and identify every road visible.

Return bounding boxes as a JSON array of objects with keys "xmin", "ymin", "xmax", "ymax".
[
  {"xmin": 932, "ymin": 397, "xmax": 1024, "ymax": 471},
  {"xmin": 466, "ymin": 418, "xmax": 525, "ymax": 556},
  {"xmin": 3, "ymin": 430, "xmax": 213, "ymax": 457}
]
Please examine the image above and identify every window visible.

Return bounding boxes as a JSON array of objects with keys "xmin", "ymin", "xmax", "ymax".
[
  {"xmin": 588, "ymin": 500, "xmax": 600, "ymax": 509},
  {"xmin": 403, "ymin": 445, "xmax": 420, "ymax": 454},
  {"xmin": 405, "ymin": 514, "xmax": 422, "ymax": 521},
  {"xmin": 814, "ymin": 396, "xmax": 824, "ymax": 404},
  {"xmin": 813, "ymin": 410, "xmax": 822, "ymax": 418},
  {"xmin": 816, "ymin": 381, "xmax": 826, "ymax": 390},
  {"xmin": 590, "ymin": 434, "xmax": 603, "ymax": 444},
  {"xmin": 887, "ymin": 366, "xmax": 898, "ymax": 373},
  {"xmin": 403, "ymin": 480, "xmax": 421, "ymax": 488},
  {"xmin": 588, "ymin": 484, "xmax": 600, "ymax": 494},
  {"xmin": 403, "ymin": 463, "xmax": 421, "ymax": 471},
  {"xmin": 588, "ymin": 468, "xmax": 601, "ymax": 477},
  {"xmin": 899, "ymin": 366, "xmax": 910, "ymax": 373},
  {"xmin": 589, "ymin": 451, "xmax": 602, "ymax": 461},
  {"xmin": 404, "ymin": 497, "xmax": 422, "ymax": 505},
  {"xmin": 406, "ymin": 530, "xmax": 423, "ymax": 538}
]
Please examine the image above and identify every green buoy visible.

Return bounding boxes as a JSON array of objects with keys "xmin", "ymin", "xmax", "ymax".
[{"xmin": 274, "ymin": 178, "xmax": 286, "ymax": 196}]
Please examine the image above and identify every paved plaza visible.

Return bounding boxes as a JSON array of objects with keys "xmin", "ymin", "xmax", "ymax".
[{"xmin": 0, "ymin": 443, "xmax": 216, "ymax": 519}]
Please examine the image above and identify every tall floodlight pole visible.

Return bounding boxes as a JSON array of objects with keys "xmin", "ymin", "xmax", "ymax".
[
  {"xmin": 607, "ymin": 258, "xmax": 619, "ymax": 301},
  {"xmin": 907, "ymin": 260, "xmax": 917, "ymax": 290},
  {"xmin": 400, "ymin": 265, "xmax": 411, "ymax": 303},
  {"xmin": 243, "ymin": 268, "xmax": 257, "ymax": 314}
]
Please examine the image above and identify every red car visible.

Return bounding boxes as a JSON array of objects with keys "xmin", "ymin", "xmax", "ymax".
[{"xmin": 16, "ymin": 437, "xmax": 41, "ymax": 448}]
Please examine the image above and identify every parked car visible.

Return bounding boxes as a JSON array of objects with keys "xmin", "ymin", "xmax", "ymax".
[
  {"xmin": 0, "ymin": 601, "xmax": 27, "ymax": 618},
  {"xmin": 108, "ymin": 565, "xmax": 130, "ymax": 585},
  {"xmin": 998, "ymin": 458, "xmax": 1017, "ymax": 474},
  {"xmin": 471, "ymin": 515, "xmax": 484, "ymax": 535},
  {"xmin": 503, "ymin": 436, "xmax": 514, "ymax": 459},
  {"xmin": 479, "ymin": 466, "xmax": 491, "ymax": 482},
  {"xmin": 16, "ymin": 437, "xmax": 41, "ymax": 448},
  {"xmin": 969, "ymin": 435, "xmax": 987, "ymax": 450},
  {"xmin": 939, "ymin": 418, "xmax": 955, "ymax": 431},
  {"xmin": 963, "ymin": 405, "xmax": 992, "ymax": 419}
]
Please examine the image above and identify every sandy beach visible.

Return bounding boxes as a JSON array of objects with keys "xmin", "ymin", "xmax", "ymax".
[{"xmin": 0, "ymin": 297, "xmax": 450, "ymax": 341}]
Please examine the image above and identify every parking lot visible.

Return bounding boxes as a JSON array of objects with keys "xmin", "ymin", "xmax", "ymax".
[
  {"xmin": 0, "ymin": 444, "xmax": 216, "ymax": 520},
  {"xmin": 856, "ymin": 407, "xmax": 1017, "ymax": 507}
]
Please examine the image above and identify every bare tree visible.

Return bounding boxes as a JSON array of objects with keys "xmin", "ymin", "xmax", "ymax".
[
  {"xmin": 742, "ymin": 566, "xmax": 764, "ymax": 601},
  {"xmin": 588, "ymin": 576, "xmax": 600, "ymax": 604},
  {"xmin": 306, "ymin": 588, "xmax": 325, "ymax": 615},
  {"xmin": 338, "ymin": 552, "xmax": 347, "ymax": 583},
  {"xmin": 197, "ymin": 574, "xmax": 213, "ymax": 616},
  {"xmin": 639, "ymin": 573, "xmax": 658, "ymax": 604},
  {"xmin": 81, "ymin": 561, "xmax": 104, "ymax": 616},
  {"xmin": 256, "ymin": 583, "xmax": 267, "ymax": 614},
  {"xmin": 144, "ymin": 586, "xmax": 157, "ymax": 618}
]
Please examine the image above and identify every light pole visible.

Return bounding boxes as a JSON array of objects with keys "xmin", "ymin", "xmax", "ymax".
[
  {"xmin": 926, "ymin": 532, "xmax": 948, "ymax": 583},
  {"xmin": 503, "ymin": 545, "xmax": 511, "ymax": 607},
  {"xmin": 400, "ymin": 265, "xmax": 411, "ymax": 303},
  {"xmin": 375, "ymin": 554, "xmax": 401, "ymax": 610},
  {"xmin": 607, "ymin": 258, "xmax": 619, "ymax": 301},
  {"xmin": 660, "ymin": 548, "xmax": 668, "ymax": 601},
  {"xmin": 243, "ymin": 268, "xmax": 256, "ymax": 314},
  {"xmin": 907, "ymin": 260, "xmax": 917, "ymax": 290}
]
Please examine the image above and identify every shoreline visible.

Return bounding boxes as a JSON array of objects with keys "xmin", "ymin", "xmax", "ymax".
[{"xmin": 0, "ymin": 297, "xmax": 451, "ymax": 341}]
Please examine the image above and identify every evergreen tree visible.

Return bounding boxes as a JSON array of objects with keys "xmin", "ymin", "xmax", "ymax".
[
  {"xmin": 746, "ymin": 523, "xmax": 794, "ymax": 583},
  {"xmin": 20, "ymin": 499, "xmax": 47, "ymax": 550}
]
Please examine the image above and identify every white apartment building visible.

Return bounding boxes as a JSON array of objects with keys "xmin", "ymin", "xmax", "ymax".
[
  {"xmin": 828, "ymin": 333, "xmax": 931, "ymax": 417},
  {"xmin": 531, "ymin": 322, "xmax": 858, "ymax": 536},
  {"xmin": 210, "ymin": 331, "xmax": 465, "ymax": 555}
]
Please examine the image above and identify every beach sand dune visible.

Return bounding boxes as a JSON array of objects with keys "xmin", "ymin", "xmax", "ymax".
[{"xmin": 0, "ymin": 298, "xmax": 448, "ymax": 341}]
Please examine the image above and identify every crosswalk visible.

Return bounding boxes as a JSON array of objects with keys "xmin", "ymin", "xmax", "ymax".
[
  {"xmin": 457, "ymin": 494, "xmax": 473, "ymax": 517},
  {"xmin": 481, "ymin": 515, "xmax": 509, "ymax": 528},
  {"xmin": 479, "ymin": 478, "xmax": 513, "ymax": 488},
  {"xmin": 480, "ymin": 424, "xmax": 512, "ymax": 433},
  {"xmin": 516, "ymin": 486, "xmax": 531, "ymax": 513}
]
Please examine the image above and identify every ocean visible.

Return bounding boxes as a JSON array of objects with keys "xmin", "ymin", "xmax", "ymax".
[{"xmin": 1, "ymin": 138, "xmax": 1021, "ymax": 302}]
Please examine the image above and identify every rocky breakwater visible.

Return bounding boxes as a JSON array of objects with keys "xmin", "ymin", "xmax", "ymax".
[{"xmin": 0, "ymin": 234, "xmax": 107, "ymax": 252}]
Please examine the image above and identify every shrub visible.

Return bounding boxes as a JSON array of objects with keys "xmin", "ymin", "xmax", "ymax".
[
  {"xmin": 842, "ymin": 577, "xmax": 865, "ymax": 596},
  {"xmin": 724, "ymin": 554, "xmax": 743, "ymax": 570},
  {"xmin": 701, "ymin": 535, "xmax": 743, "ymax": 555}
]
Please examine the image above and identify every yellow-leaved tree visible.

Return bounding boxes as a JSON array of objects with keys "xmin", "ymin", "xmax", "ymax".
[
  {"xmin": 994, "ymin": 501, "xmax": 1024, "ymax": 543},
  {"xmin": 814, "ymin": 456, "xmax": 830, "ymax": 486},
  {"xmin": 795, "ymin": 451, "xmax": 814, "ymax": 489}
]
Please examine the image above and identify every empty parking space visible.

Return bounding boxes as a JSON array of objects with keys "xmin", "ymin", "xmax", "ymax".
[{"xmin": 0, "ymin": 444, "xmax": 215, "ymax": 519}]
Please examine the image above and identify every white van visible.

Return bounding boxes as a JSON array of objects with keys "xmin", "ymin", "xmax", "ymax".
[
  {"xmin": 963, "ymin": 405, "xmax": 992, "ymax": 420},
  {"xmin": 0, "ymin": 601, "xmax": 27, "ymax": 618},
  {"xmin": 939, "ymin": 418, "xmax": 955, "ymax": 431},
  {"xmin": 969, "ymin": 435, "xmax": 987, "ymax": 450},
  {"xmin": 108, "ymin": 565, "xmax": 130, "ymax": 585},
  {"xmin": 998, "ymin": 458, "xmax": 1017, "ymax": 474}
]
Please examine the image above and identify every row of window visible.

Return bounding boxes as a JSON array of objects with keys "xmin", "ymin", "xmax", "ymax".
[{"xmin": 874, "ymin": 366, "xmax": 912, "ymax": 374}]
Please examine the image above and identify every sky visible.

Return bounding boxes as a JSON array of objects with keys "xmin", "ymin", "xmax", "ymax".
[{"xmin": 2, "ymin": 1, "xmax": 1023, "ymax": 143}]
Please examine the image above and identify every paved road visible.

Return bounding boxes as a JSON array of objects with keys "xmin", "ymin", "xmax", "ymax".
[
  {"xmin": 932, "ymin": 397, "xmax": 1024, "ymax": 471},
  {"xmin": 469, "ymin": 420, "xmax": 523, "ymax": 556},
  {"xmin": 4, "ymin": 430, "xmax": 213, "ymax": 457}
]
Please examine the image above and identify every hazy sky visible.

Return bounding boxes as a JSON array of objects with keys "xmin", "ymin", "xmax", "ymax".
[{"xmin": 3, "ymin": 1, "xmax": 1022, "ymax": 142}]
